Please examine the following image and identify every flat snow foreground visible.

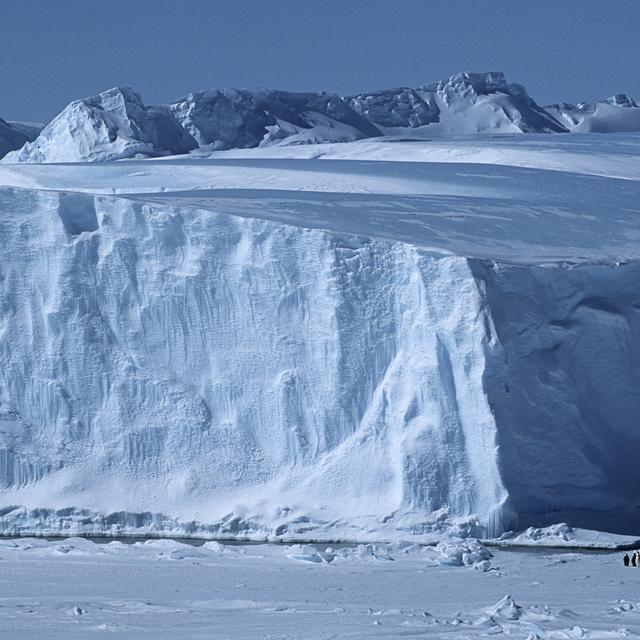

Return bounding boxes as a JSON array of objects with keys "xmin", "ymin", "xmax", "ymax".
[
  {"xmin": 2, "ymin": 133, "xmax": 640, "ymax": 542},
  {"xmin": 0, "ymin": 537, "xmax": 639, "ymax": 639}
]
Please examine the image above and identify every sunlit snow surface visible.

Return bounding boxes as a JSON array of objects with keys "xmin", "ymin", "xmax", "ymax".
[
  {"xmin": 1, "ymin": 536, "xmax": 640, "ymax": 639},
  {"xmin": 1, "ymin": 134, "xmax": 640, "ymax": 541}
]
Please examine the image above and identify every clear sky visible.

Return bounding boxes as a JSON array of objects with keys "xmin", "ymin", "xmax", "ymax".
[{"xmin": 2, "ymin": 0, "xmax": 639, "ymax": 123}]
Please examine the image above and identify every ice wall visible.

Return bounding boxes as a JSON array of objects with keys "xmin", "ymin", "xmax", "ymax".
[
  {"xmin": 0, "ymin": 187, "xmax": 506, "ymax": 538},
  {"xmin": 473, "ymin": 260, "xmax": 640, "ymax": 534},
  {"xmin": 2, "ymin": 186, "xmax": 639, "ymax": 539}
]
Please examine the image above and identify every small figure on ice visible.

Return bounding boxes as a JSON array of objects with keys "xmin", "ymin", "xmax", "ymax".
[{"xmin": 624, "ymin": 553, "xmax": 630, "ymax": 566}]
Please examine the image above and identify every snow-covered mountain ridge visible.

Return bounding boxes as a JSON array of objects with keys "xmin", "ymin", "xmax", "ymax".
[
  {"xmin": 3, "ymin": 71, "xmax": 639, "ymax": 163},
  {"xmin": 1, "ymin": 133, "xmax": 640, "ymax": 541}
]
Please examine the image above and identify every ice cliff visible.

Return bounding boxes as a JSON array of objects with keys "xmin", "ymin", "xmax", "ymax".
[
  {"xmin": 1, "ymin": 136, "xmax": 640, "ymax": 539},
  {"xmin": 0, "ymin": 188, "xmax": 507, "ymax": 538}
]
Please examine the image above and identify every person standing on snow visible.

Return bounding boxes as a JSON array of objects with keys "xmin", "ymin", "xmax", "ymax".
[{"xmin": 624, "ymin": 553, "xmax": 630, "ymax": 566}]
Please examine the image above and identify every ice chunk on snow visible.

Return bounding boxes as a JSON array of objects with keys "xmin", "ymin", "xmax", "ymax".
[
  {"xmin": 434, "ymin": 539, "xmax": 493, "ymax": 567},
  {"xmin": 489, "ymin": 595, "xmax": 523, "ymax": 621},
  {"xmin": 286, "ymin": 544, "xmax": 332, "ymax": 563}
]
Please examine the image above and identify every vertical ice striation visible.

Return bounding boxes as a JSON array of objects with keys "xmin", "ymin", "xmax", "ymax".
[
  {"xmin": 0, "ymin": 187, "xmax": 506, "ymax": 537},
  {"xmin": 3, "ymin": 181, "xmax": 640, "ymax": 539}
]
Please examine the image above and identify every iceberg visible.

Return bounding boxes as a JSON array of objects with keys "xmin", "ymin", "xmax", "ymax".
[
  {"xmin": 348, "ymin": 71, "xmax": 567, "ymax": 135},
  {"xmin": 5, "ymin": 87, "xmax": 197, "ymax": 163},
  {"xmin": 546, "ymin": 94, "xmax": 640, "ymax": 133}
]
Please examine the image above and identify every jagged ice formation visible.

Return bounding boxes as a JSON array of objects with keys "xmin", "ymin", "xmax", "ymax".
[{"xmin": 5, "ymin": 71, "xmax": 640, "ymax": 164}]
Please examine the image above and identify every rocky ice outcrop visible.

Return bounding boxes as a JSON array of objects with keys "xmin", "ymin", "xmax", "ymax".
[
  {"xmin": 4, "ymin": 87, "xmax": 197, "ymax": 163},
  {"xmin": 546, "ymin": 94, "xmax": 640, "ymax": 133},
  {"xmin": 346, "ymin": 87, "xmax": 441, "ymax": 129},
  {"xmin": 176, "ymin": 73, "xmax": 566, "ymax": 149},
  {"xmin": 348, "ymin": 72, "xmax": 567, "ymax": 135},
  {"xmin": 169, "ymin": 88, "xmax": 381, "ymax": 149},
  {"xmin": 0, "ymin": 117, "xmax": 32, "ymax": 159}
]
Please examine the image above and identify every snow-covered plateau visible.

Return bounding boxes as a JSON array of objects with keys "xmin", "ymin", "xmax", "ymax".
[{"xmin": 1, "ymin": 130, "xmax": 640, "ymax": 544}]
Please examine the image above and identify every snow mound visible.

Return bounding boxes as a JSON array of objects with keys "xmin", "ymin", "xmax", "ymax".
[
  {"xmin": 286, "ymin": 543, "xmax": 394, "ymax": 564},
  {"xmin": 546, "ymin": 94, "xmax": 640, "ymax": 133},
  {"xmin": 4, "ymin": 87, "xmax": 197, "ymax": 163},
  {"xmin": 169, "ymin": 88, "xmax": 381, "ymax": 149},
  {"xmin": 492, "ymin": 524, "xmax": 640, "ymax": 549}
]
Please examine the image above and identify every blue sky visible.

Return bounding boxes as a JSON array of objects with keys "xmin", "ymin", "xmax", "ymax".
[{"xmin": 2, "ymin": 0, "xmax": 639, "ymax": 122}]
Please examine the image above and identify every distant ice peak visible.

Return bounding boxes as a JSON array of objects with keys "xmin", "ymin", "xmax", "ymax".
[
  {"xmin": 607, "ymin": 93, "xmax": 638, "ymax": 108},
  {"xmin": 425, "ymin": 71, "xmax": 510, "ymax": 96}
]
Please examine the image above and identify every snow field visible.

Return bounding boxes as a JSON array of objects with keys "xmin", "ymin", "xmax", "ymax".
[{"xmin": 0, "ymin": 537, "xmax": 639, "ymax": 639}]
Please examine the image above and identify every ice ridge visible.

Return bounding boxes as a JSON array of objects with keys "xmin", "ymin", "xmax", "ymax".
[{"xmin": 8, "ymin": 71, "xmax": 640, "ymax": 163}]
